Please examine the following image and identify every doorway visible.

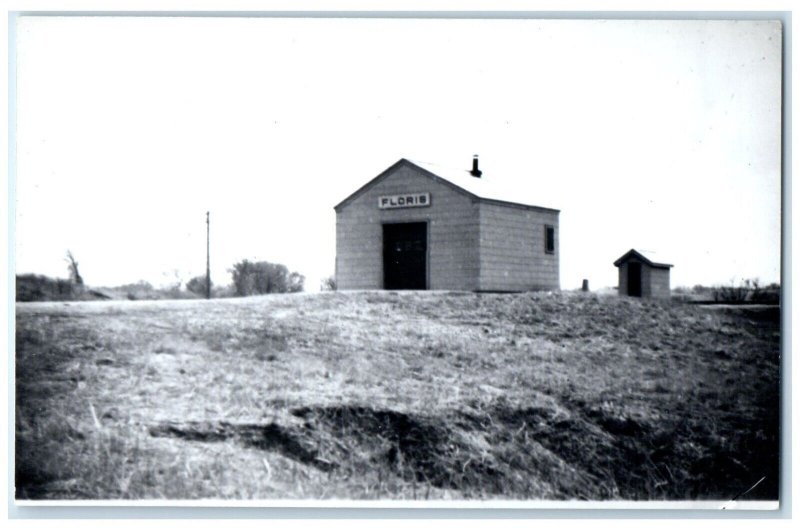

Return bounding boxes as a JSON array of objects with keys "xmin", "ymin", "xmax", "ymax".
[
  {"xmin": 627, "ymin": 262, "xmax": 642, "ymax": 297},
  {"xmin": 383, "ymin": 222, "xmax": 427, "ymax": 290}
]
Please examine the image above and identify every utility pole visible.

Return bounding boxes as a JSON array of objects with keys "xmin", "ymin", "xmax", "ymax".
[{"xmin": 206, "ymin": 211, "xmax": 211, "ymax": 299}]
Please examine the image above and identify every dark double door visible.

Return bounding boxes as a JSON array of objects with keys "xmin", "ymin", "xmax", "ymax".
[{"xmin": 383, "ymin": 222, "xmax": 427, "ymax": 290}]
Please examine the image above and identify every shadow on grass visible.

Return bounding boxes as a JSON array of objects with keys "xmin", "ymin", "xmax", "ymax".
[
  {"xmin": 141, "ymin": 397, "xmax": 779, "ymax": 501},
  {"xmin": 148, "ymin": 421, "xmax": 337, "ymax": 472},
  {"xmin": 295, "ymin": 401, "xmax": 779, "ymax": 500}
]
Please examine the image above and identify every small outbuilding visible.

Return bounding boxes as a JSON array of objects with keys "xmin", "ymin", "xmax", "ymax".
[
  {"xmin": 334, "ymin": 157, "xmax": 560, "ymax": 291},
  {"xmin": 614, "ymin": 249, "xmax": 673, "ymax": 298}
]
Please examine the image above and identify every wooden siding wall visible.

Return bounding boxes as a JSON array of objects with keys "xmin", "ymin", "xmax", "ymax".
[
  {"xmin": 644, "ymin": 267, "xmax": 671, "ymax": 298},
  {"xmin": 336, "ymin": 165, "xmax": 480, "ymax": 290},
  {"xmin": 477, "ymin": 202, "xmax": 560, "ymax": 291}
]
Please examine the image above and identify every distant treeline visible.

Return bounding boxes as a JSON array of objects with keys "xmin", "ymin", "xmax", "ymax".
[
  {"xmin": 675, "ymin": 280, "xmax": 781, "ymax": 305},
  {"xmin": 16, "ymin": 259, "xmax": 307, "ymax": 302},
  {"xmin": 15, "ymin": 274, "xmax": 105, "ymax": 302},
  {"xmin": 230, "ymin": 260, "xmax": 304, "ymax": 296},
  {"xmin": 709, "ymin": 279, "xmax": 780, "ymax": 304}
]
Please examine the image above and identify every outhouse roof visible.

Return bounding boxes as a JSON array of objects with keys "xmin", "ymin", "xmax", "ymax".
[
  {"xmin": 334, "ymin": 158, "xmax": 559, "ymax": 213},
  {"xmin": 613, "ymin": 248, "xmax": 673, "ymax": 269}
]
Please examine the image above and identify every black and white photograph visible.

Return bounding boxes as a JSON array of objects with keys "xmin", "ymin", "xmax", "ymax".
[{"xmin": 8, "ymin": 11, "xmax": 784, "ymax": 511}]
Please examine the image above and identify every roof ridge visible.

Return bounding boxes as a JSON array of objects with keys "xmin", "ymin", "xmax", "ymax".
[
  {"xmin": 613, "ymin": 248, "xmax": 673, "ymax": 268},
  {"xmin": 408, "ymin": 158, "xmax": 473, "ymax": 175},
  {"xmin": 335, "ymin": 157, "xmax": 560, "ymax": 213}
]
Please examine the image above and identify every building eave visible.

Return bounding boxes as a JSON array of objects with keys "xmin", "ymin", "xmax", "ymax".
[
  {"xmin": 477, "ymin": 197, "xmax": 560, "ymax": 214},
  {"xmin": 333, "ymin": 158, "xmax": 410, "ymax": 212}
]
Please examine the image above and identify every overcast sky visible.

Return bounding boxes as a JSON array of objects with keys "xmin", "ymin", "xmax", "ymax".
[{"xmin": 12, "ymin": 16, "xmax": 782, "ymax": 291}]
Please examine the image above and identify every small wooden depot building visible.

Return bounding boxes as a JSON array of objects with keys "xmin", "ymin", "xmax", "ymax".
[{"xmin": 334, "ymin": 157, "xmax": 560, "ymax": 292}]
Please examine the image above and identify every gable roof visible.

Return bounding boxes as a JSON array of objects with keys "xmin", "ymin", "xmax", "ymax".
[
  {"xmin": 334, "ymin": 158, "xmax": 559, "ymax": 213},
  {"xmin": 613, "ymin": 248, "xmax": 673, "ymax": 269}
]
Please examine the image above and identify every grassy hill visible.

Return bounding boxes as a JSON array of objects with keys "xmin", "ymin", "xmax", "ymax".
[{"xmin": 14, "ymin": 291, "xmax": 780, "ymax": 501}]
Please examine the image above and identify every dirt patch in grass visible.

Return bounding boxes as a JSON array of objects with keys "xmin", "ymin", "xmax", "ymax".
[{"xmin": 291, "ymin": 405, "xmax": 506, "ymax": 494}]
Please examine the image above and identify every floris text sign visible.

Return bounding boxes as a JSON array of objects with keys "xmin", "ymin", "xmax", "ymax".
[{"xmin": 378, "ymin": 193, "xmax": 431, "ymax": 209}]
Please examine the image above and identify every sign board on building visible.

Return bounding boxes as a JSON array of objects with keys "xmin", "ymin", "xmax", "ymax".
[{"xmin": 378, "ymin": 193, "xmax": 431, "ymax": 209}]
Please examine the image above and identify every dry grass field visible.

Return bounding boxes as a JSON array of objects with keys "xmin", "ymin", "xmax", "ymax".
[{"xmin": 14, "ymin": 291, "xmax": 780, "ymax": 501}]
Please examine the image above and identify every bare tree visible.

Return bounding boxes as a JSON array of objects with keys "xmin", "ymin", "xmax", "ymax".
[{"xmin": 65, "ymin": 250, "xmax": 84, "ymax": 287}]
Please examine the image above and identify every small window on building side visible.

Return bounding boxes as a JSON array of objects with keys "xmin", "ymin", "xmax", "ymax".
[{"xmin": 545, "ymin": 225, "xmax": 555, "ymax": 254}]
